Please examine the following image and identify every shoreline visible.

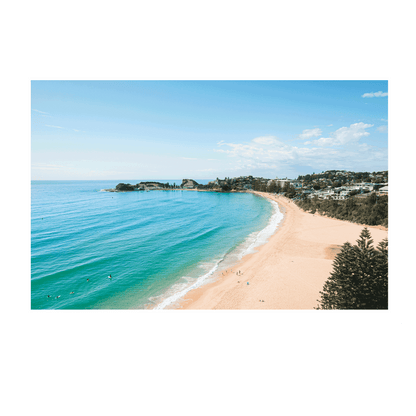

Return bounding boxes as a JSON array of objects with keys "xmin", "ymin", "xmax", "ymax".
[
  {"xmin": 172, "ymin": 192, "xmax": 388, "ymax": 310},
  {"xmin": 149, "ymin": 191, "xmax": 283, "ymax": 309}
]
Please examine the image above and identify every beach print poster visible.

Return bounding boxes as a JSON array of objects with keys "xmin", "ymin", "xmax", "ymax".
[{"xmin": 31, "ymin": 81, "xmax": 388, "ymax": 310}]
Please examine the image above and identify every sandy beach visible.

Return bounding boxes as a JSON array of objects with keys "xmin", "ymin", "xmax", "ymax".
[{"xmin": 176, "ymin": 191, "xmax": 388, "ymax": 309}]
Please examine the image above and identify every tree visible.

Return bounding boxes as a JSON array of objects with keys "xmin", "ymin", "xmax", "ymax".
[
  {"xmin": 267, "ymin": 180, "xmax": 277, "ymax": 193},
  {"xmin": 366, "ymin": 193, "xmax": 377, "ymax": 206},
  {"xmin": 317, "ymin": 228, "xmax": 388, "ymax": 309},
  {"xmin": 252, "ymin": 179, "xmax": 261, "ymax": 191},
  {"xmin": 285, "ymin": 185, "xmax": 296, "ymax": 198},
  {"xmin": 283, "ymin": 182, "xmax": 291, "ymax": 193}
]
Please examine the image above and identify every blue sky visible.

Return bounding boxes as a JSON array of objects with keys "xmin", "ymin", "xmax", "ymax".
[{"xmin": 31, "ymin": 81, "xmax": 388, "ymax": 180}]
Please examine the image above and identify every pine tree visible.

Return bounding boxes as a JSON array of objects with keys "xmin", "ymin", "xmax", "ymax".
[
  {"xmin": 317, "ymin": 228, "xmax": 388, "ymax": 309},
  {"xmin": 371, "ymin": 239, "xmax": 388, "ymax": 309}
]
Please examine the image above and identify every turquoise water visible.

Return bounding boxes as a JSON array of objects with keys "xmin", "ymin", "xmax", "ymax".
[{"xmin": 31, "ymin": 180, "xmax": 279, "ymax": 309}]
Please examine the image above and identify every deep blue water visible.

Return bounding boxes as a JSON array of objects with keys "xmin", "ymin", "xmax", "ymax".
[{"xmin": 31, "ymin": 180, "xmax": 278, "ymax": 309}]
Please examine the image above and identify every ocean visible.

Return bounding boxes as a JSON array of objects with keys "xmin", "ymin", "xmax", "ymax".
[{"xmin": 31, "ymin": 180, "xmax": 283, "ymax": 309}]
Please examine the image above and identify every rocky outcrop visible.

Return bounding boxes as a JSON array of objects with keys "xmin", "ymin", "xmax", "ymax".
[
  {"xmin": 138, "ymin": 181, "xmax": 171, "ymax": 189},
  {"xmin": 180, "ymin": 179, "xmax": 199, "ymax": 189},
  {"xmin": 106, "ymin": 177, "xmax": 267, "ymax": 193},
  {"xmin": 115, "ymin": 183, "xmax": 135, "ymax": 192},
  {"xmin": 105, "ymin": 181, "xmax": 173, "ymax": 192}
]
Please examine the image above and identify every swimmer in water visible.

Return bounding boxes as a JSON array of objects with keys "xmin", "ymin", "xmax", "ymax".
[
  {"xmin": 87, "ymin": 279, "xmax": 89, "ymax": 282},
  {"xmin": 108, "ymin": 274, "xmax": 112, "ymax": 279},
  {"xmin": 56, "ymin": 295, "xmax": 60, "ymax": 299},
  {"xmin": 70, "ymin": 292, "xmax": 74, "ymax": 294}
]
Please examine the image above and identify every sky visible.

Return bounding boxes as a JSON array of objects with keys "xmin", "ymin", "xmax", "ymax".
[{"xmin": 31, "ymin": 81, "xmax": 388, "ymax": 180}]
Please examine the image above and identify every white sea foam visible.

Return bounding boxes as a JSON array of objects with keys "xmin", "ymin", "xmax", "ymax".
[
  {"xmin": 152, "ymin": 196, "xmax": 284, "ymax": 310},
  {"xmin": 152, "ymin": 260, "xmax": 222, "ymax": 310},
  {"xmin": 240, "ymin": 199, "xmax": 283, "ymax": 257}
]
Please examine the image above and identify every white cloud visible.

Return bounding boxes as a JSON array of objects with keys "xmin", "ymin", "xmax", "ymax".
[
  {"xmin": 213, "ymin": 126, "xmax": 386, "ymax": 175},
  {"xmin": 252, "ymin": 136, "xmax": 278, "ymax": 145},
  {"xmin": 377, "ymin": 125, "xmax": 388, "ymax": 133},
  {"xmin": 45, "ymin": 124, "xmax": 63, "ymax": 129},
  {"xmin": 309, "ymin": 122, "xmax": 373, "ymax": 146},
  {"xmin": 196, "ymin": 168, "xmax": 217, "ymax": 172},
  {"xmin": 358, "ymin": 143, "xmax": 371, "ymax": 151},
  {"xmin": 73, "ymin": 129, "xmax": 80, "ymax": 132},
  {"xmin": 32, "ymin": 163, "xmax": 64, "ymax": 170},
  {"xmin": 381, "ymin": 118, "xmax": 388, "ymax": 122},
  {"xmin": 327, "ymin": 124, "xmax": 333, "ymax": 127},
  {"xmin": 32, "ymin": 109, "xmax": 49, "ymax": 114},
  {"xmin": 297, "ymin": 128, "xmax": 322, "ymax": 140},
  {"xmin": 215, "ymin": 137, "xmax": 338, "ymax": 169},
  {"xmin": 361, "ymin": 91, "xmax": 388, "ymax": 98},
  {"xmin": 182, "ymin": 157, "xmax": 198, "ymax": 160}
]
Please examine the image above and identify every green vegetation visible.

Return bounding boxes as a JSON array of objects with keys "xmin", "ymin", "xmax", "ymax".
[
  {"xmin": 252, "ymin": 179, "xmax": 267, "ymax": 192},
  {"xmin": 266, "ymin": 180, "xmax": 280, "ymax": 194},
  {"xmin": 191, "ymin": 170, "xmax": 388, "ymax": 229},
  {"xmin": 295, "ymin": 193, "xmax": 388, "ymax": 227},
  {"xmin": 317, "ymin": 228, "xmax": 388, "ymax": 309},
  {"xmin": 297, "ymin": 170, "xmax": 388, "ymax": 187}
]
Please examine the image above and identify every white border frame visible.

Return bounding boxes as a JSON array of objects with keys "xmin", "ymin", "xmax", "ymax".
[{"xmin": 13, "ymin": 65, "xmax": 404, "ymax": 326}]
